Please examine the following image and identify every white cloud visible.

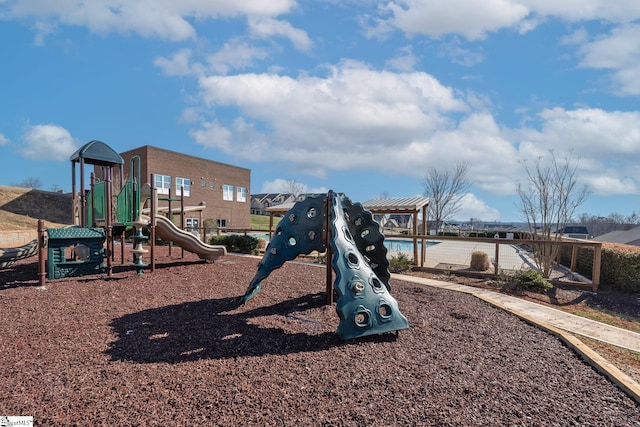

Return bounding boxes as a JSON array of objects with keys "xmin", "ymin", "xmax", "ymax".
[
  {"xmin": 516, "ymin": 107, "xmax": 640, "ymax": 196},
  {"xmin": 20, "ymin": 124, "xmax": 78, "ymax": 161},
  {"xmin": 375, "ymin": 0, "xmax": 640, "ymax": 41},
  {"xmin": 379, "ymin": 0, "xmax": 530, "ymax": 40},
  {"xmin": 576, "ymin": 23, "xmax": 640, "ymax": 95},
  {"xmin": 194, "ymin": 61, "xmax": 471, "ymax": 176},
  {"xmin": 520, "ymin": 107, "xmax": 640, "ymax": 157},
  {"xmin": 260, "ymin": 178, "xmax": 327, "ymax": 194},
  {"xmin": 154, "ymin": 40, "xmax": 269, "ymax": 77},
  {"xmin": 438, "ymin": 38, "xmax": 484, "ymax": 67},
  {"xmin": 190, "ymin": 117, "xmax": 270, "ymax": 161},
  {"xmin": 32, "ymin": 20, "xmax": 56, "ymax": 46},
  {"xmin": 153, "ymin": 48, "xmax": 201, "ymax": 76},
  {"xmin": 0, "ymin": 133, "xmax": 10, "ymax": 145},
  {"xmin": 198, "ymin": 59, "xmax": 467, "ymax": 117},
  {"xmin": 581, "ymin": 174, "xmax": 637, "ymax": 196},
  {"xmin": 205, "ymin": 39, "xmax": 269, "ymax": 75},
  {"xmin": 368, "ymin": 1, "xmax": 640, "ymax": 96},
  {"xmin": 386, "ymin": 45, "xmax": 419, "ymax": 71},
  {"xmin": 518, "ymin": 0, "xmax": 640, "ymax": 23},
  {"xmin": 189, "ymin": 120, "xmax": 233, "ymax": 152},
  {"xmin": 560, "ymin": 28, "xmax": 589, "ymax": 46},
  {"xmin": 4, "ymin": 0, "xmax": 298, "ymax": 42},
  {"xmin": 191, "ymin": 62, "xmax": 527, "ymax": 197},
  {"xmin": 516, "ymin": 17, "xmax": 542, "ymax": 35},
  {"xmin": 417, "ymin": 113, "xmax": 520, "ymax": 195},
  {"xmin": 455, "ymin": 193, "xmax": 501, "ymax": 222},
  {"xmin": 261, "ymin": 178, "xmax": 295, "ymax": 193},
  {"xmin": 179, "ymin": 107, "xmax": 202, "ymax": 124},
  {"xmin": 359, "ymin": 14, "xmax": 395, "ymax": 40},
  {"xmin": 248, "ymin": 16, "xmax": 313, "ymax": 52},
  {"xmin": 189, "ymin": 57, "xmax": 640, "ymax": 202}
]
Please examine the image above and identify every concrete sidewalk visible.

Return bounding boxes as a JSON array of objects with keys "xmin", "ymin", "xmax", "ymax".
[{"xmin": 393, "ymin": 273, "xmax": 640, "ymax": 353}]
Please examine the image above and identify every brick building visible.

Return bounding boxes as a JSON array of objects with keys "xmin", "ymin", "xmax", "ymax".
[{"xmin": 115, "ymin": 145, "xmax": 251, "ymax": 230}]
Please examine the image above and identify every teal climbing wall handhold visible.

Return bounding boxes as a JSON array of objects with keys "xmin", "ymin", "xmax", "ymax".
[
  {"xmin": 240, "ymin": 194, "xmax": 326, "ymax": 305},
  {"xmin": 239, "ymin": 192, "xmax": 409, "ymax": 340},
  {"xmin": 330, "ymin": 193, "xmax": 409, "ymax": 340},
  {"xmin": 334, "ymin": 193, "xmax": 391, "ymax": 290}
]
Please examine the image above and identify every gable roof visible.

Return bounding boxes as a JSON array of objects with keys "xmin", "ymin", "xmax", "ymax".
[
  {"xmin": 264, "ymin": 193, "xmax": 326, "ymax": 213},
  {"xmin": 562, "ymin": 225, "xmax": 589, "ymax": 235},
  {"xmin": 593, "ymin": 225, "xmax": 640, "ymax": 245},
  {"xmin": 254, "ymin": 193, "xmax": 291, "ymax": 203}
]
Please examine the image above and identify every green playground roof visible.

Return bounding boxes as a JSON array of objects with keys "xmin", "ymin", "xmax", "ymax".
[
  {"xmin": 70, "ymin": 140, "xmax": 124, "ymax": 166},
  {"xmin": 47, "ymin": 227, "xmax": 105, "ymax": 240}
]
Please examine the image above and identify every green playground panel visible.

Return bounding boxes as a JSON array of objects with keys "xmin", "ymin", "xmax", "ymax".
[{"xmin": 47, "ymin": 227, "xmax": 106, "ymax": 279}]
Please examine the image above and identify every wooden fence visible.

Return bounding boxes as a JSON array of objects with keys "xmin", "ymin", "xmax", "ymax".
[
  {"xmin": 386, "ymin": 233, "xmax": 602, "ymax": 291},
  {"xmin": 214, "ymin": 228, "xmax": 603, "ymax": 292}
]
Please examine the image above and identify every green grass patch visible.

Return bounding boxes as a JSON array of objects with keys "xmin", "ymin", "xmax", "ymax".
[{"xmin": 250, "ymin": 214, "xmax": 281, "ymax": 230}]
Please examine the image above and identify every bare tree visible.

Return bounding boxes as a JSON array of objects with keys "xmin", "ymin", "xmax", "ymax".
[
  {"xmin": 576, "ymin": 213, "xmax": 615, "ymax": 237},
  {"xmin": 281, "ymin": 179, "xmax": 306, "ymax": 199},
  {"xmin": 516, "ymin": 150, "xmax": 589, "ymax": 277},
  {"xmin": 627, "ymin": 211, "xmax": 640, "ymax": 225},
  {"xmin": 12, "ymin": 177, "xmax": 42, "ymax": 189},
  {"xmin": 422, "ymin": 162, "xmax": 472, "ymax": 233},
  {"xmin": 577, "ymin": 211, "xmax": 640, "ymax": 237}
]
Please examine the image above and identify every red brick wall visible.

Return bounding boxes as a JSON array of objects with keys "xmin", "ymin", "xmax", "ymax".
[{"xmin": 114, "ymin": 146, "xmax": 251, "ymax": 229}]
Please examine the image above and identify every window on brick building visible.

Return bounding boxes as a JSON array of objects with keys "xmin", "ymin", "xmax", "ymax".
[
  {"xmin": 186, "ymin": 217, "xmax": 199, "ymax": 232},
  {"xmin": 237, "ymin": 186, "xmax": 247, "ymax": 202},
  {"xmin": 176, "ymin": 177, "xmax": 191, "ymax": 197},
  {"xmin": 155, "ymin": 174, "xmax": 171, "ymax": 195},
  {"xmin": 223, "ymin": 184, "xmax": 234, "ymax": 201}
]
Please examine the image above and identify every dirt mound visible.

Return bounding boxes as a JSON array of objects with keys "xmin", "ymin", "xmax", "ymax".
[{"xmin": 0, "ymin": 186, "xmax": 73, "ymax": 230}]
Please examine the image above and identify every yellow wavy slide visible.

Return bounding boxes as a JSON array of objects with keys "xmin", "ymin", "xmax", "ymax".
[{"xmin": 143, "ymin": 215, "xmax": 226, "ymax": 262}]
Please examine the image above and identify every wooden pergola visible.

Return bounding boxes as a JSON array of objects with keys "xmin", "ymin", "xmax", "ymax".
[
  {"xmin": 264, "ymin": 193, "xmax": 429, "ymax": 304},
  {"xmin": 362, "ymin": 196, "xmax": 430, "ymax": 265},
  {"xmin": 265, "ymin": 195, "xmax": 430, "ymax": 265}
]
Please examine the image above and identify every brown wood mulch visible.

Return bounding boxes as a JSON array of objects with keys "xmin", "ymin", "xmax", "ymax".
[
  {"xmin": 405, "ymin": 269, "xmax": 640, "ymax": 387},
  {"xmin": 1, "ymin": 247, "xmax": 639, "ymax": 426}
]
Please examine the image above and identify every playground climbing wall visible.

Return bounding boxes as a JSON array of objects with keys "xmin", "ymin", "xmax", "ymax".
[
  {"xmin": 330, "ymin": 193, "xmax": 408, "ymax": 340},
  {"xmin": 241, "ymin": 192, "xmax": 409, "ymax": 340}
]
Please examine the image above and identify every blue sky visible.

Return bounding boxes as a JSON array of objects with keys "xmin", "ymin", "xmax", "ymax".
[{"xmin": 1, "ymin": 1, "xmax": 639, "ymax": 222}]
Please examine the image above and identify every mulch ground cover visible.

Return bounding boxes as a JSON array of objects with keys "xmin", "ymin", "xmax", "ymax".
[{"xmin": 1, "ymin": 247, "xmax": 639, "ymax": 426}]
